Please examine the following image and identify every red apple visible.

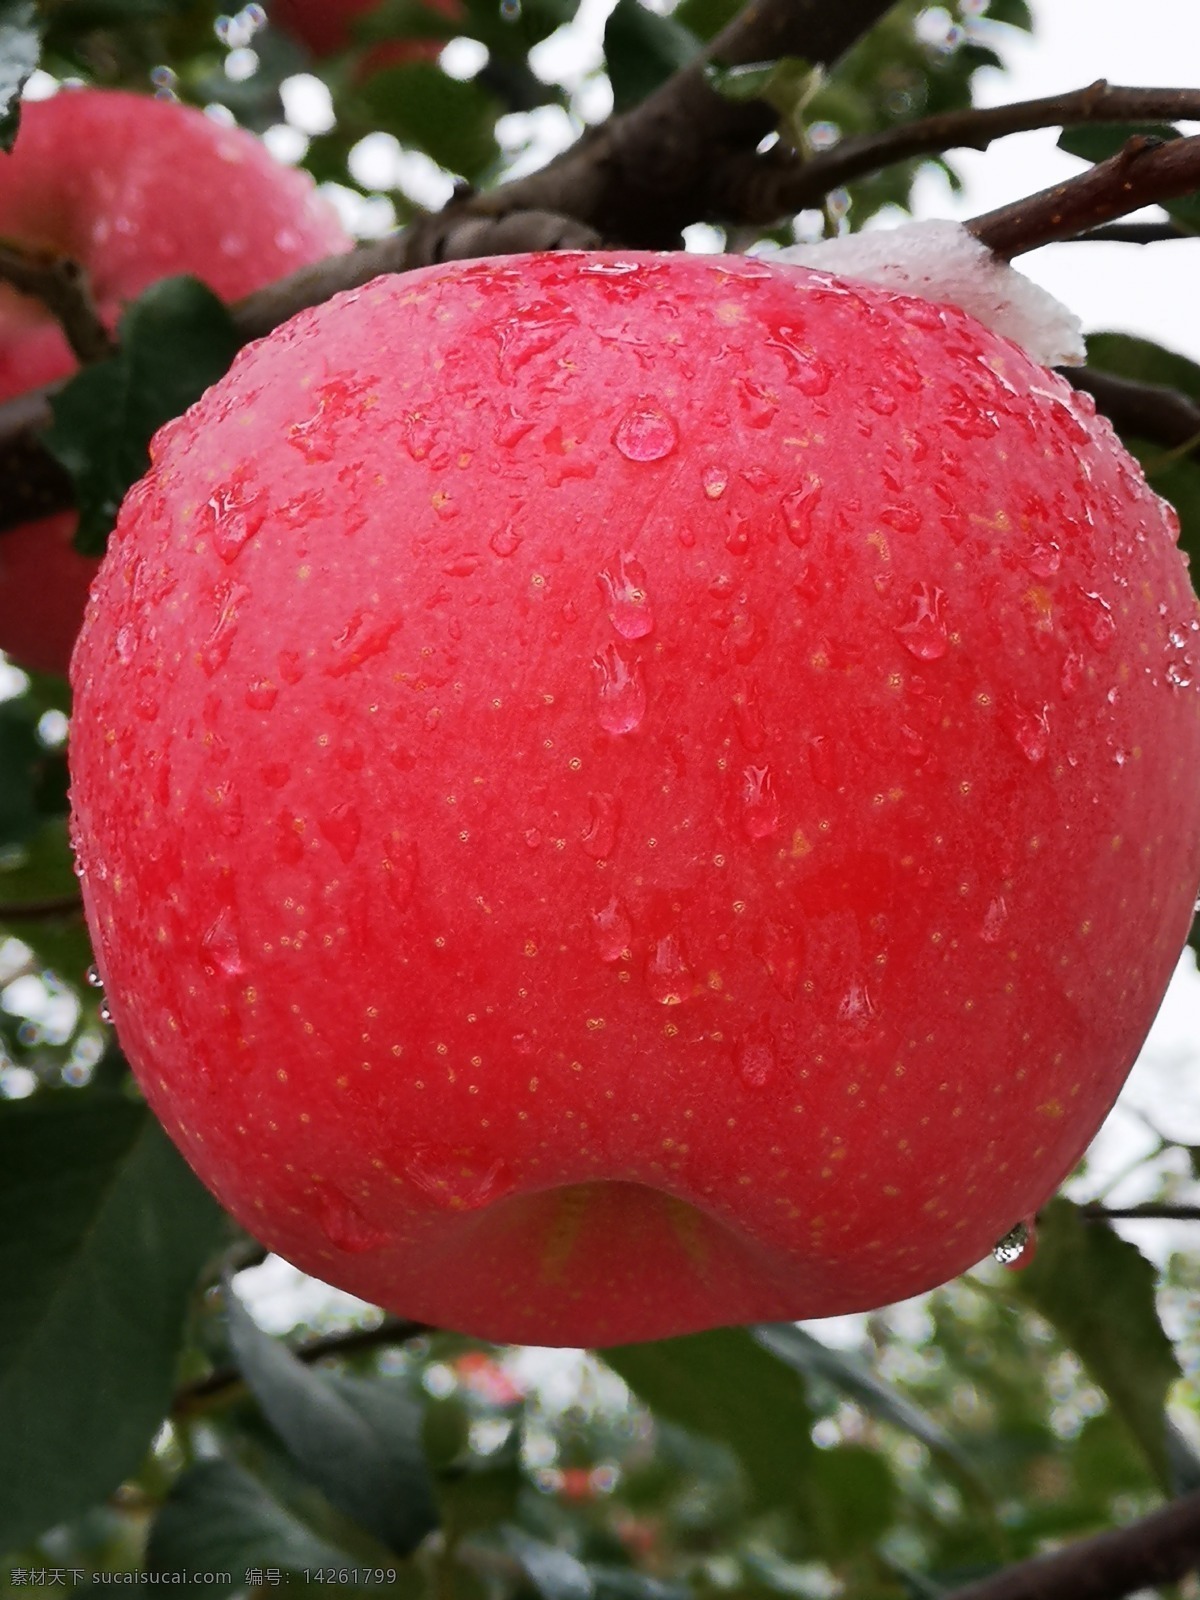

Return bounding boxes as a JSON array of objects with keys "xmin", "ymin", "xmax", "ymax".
[
  {"xmin": 0, "ymin": 89, "xmax": 352, "ymax": 677},
  {"xmin": 68, "ymin": 251, "xmax": 1200, "ymax": 1347},
  {"xmin": 269, "ymin": 0, "xmax": 464, "ymax": 66}
]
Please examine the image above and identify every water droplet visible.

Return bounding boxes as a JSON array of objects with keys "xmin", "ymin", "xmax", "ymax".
[
  {"xmin": 99, "ymin": 1000, "xmax": 114, "ymax": 1024},
  {"xmin": 319, "ymin": 803, "xmax": 362, "ymax": 865},
  {"xmin": 199, "ymin": 580, "xmax": 250, "ymax": 677},
  {"xmin": 978, "ymin": 896, "xmax": 1008, "ymax": 944},
  {"xmin": 896, "ymin": 583, "xmax": 948, "ymax": 662},
  {"xmin": 317, "ymin": 1185, "xmax": 391, "ymax": 1253},
  {"xmin": 245, "ymin": 678, "xmax": 278, "ymax": 711},
  {"xmin": 1060, "ymin": 652, "xmax": 1082, "ymax": 698},
  {"xmin": 879, "ymin": 501, "xmax": 922, "ymax": 535},
  {"xmin": 199, "ymin": 906, "xmax": 245, "ymax": 979},
  {"xmin": 736, "ymin": 1030, "xmax": 777, "ymax": 1088},
  {"xmin": 734, "ymin": 682, "xmax": 768, "ymax": 752},
  {"xmin": 1024, "ymin": 540, "xmax": 1061, "ymax": 578},
  {"xmin": 735, "ymin": 377, "xmax": 778, "ymax": 429},
  {"xmin": 614, "ymin": 402, "xmax": 677, "ymax": 463},
  {"xmin": 1078, "ymin": 590, "xmax": 1116, "ymax": 651},
  {"xmin": 592, "ymin": 643, "xmax": 646, "ymax": 735},
  {"xmin": 581, "ymin": 792, "xmax": 620, "ymax": 859},
  {"xmin": 1167, "ymin": 659, "xmax": 1194, "ymax": 689},
  {"xmin": 866, "ymin": 387, "xmax": 897, "ymax": 416},
  {"xmin": 837, "ymin": 976, "xmax": 876, "ymax": 1028},
  {"xmin": 780, "ymin": 479, "xmax": 822, "ymax": 548},
  {"xmin": 405, "ymin": 1145, "xmax": 515, "ymax": 1210},
  {"xmin": 703, "ymin": 466, "xmax": 728, "ymax": 500},
  {"xmin": 490, "ymin": 526, "xmax": 522, "ymax": 558},
  {"xmin": 768, "ymin": 326, "xmax": 832, "ymax": 395},
  {"xmin": 590, "ymin": 896, "xmax": 632, "ymax": 962},
  {"xmin": 598, "ymin": 554, "xmax": 654, "ymax": 639},
  {"xmin": 807, "ymin": 735, "xmax": 838, "ymax": 789},
  {"xmin": 444, "ymin": 553, "xmax": 481, "ymax": 578},
  {"xmin": 85, "ymin": 964, "xmax": 104, "ymax": 990},
  {"xmin": 740, "ymin": 764, "xmax": 780, "ymax": 839},
  {"xmin": 499, "ymin": 0, "xmax": 520, "ymax": 19},
  {"xmin": 116, "ymin": 624, "xmax": 137, "ymax": 665},
  {"xmin": 202, "ymin": 479, "xmax": 266, "ymax": 565},
  {"xmin": 645, "ymin": 932, "xmax": 692, "ymax": 1005},
  {"xmin": 993, "ymin": 1217, "xmax": 1036, "ymax": 1268},
  {"xmin": 1004, "ymin": 702, "xmax": 1050, "ymax": 764}
]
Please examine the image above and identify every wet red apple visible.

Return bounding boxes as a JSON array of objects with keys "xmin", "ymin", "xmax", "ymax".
[
  {"xmin": 68, "ymin": 251, "xmax": 1200, "ymax": 1346},
  {"xmin": 0, "ymin": 89, "xmax": 351, "ymax": 676}
]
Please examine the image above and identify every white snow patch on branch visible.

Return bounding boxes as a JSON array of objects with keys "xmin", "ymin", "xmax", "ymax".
[{"xmin": 777, "ymin": 218, "xmax": 1085, "ymax": 370}]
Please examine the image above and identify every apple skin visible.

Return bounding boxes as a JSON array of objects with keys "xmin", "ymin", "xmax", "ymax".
[
  {"xmin": 269, "ymin": 0, "xmax": 463, "ymax": 65},
  {"xmin": 69, "ymin": 251, "xmax": 1200, "ymax": 1347},
  {"xmin": 0, "ymin": 89, "xmax": 352, "ymax": 677}
]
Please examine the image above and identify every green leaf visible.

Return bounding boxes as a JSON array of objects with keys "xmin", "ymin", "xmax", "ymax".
[
  {"xmin": 1010, "ymin": 1198, "xmax": 1180, "ymax": 1489},
  {"xmin": 0, "ymin": 695, "xmax": 44, "ymax": 850},
  {"xmin": 45, "ymin": 276, "xmax": 240, "ymax": 557},
  {"xmin": 0, "ymin": 1, "xmax": 41, "ymax": 151},
  {"xmin": 604, "ymin": 1327, "xmax": 814, "ymax": 1509},
  {"xmin": 0, "ymin": 1098, "xmax": 226, "ymax": 1554},
  {"xmin": 753, "ymin": 1323, "xmax": 989, "ymax": 1496},
  {"xmin": 603, "ymin": 0, "xmax": 695, "ymax": 116},
  {"xmin": 226, "ymin": 1289, "xmax": 440, "ymax": 1558},
  {"xmin": 356, "ymin": 62, "xmax": 501, "ymax": 181},
  {"xmin": 802, "ymin": 1444, "xmax": 897, "ymax": 1561},
  {"xmin": 703, "ymin": 57, "xmax": 823, "ymax": 146},
  {"xmin": 501, "ymin": 1526, "xmax": 594, "ymax": 1600},
  {"xmin": 1058, "ymin": 121, "xmax": 1182, "ymax": 165},
  {"xmin": 147, "ymin": 1458, "xmax": 410, "ymax": 1597}
]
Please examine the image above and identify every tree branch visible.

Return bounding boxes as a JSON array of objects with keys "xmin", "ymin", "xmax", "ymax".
[
  {"xmin": 172, "ymin": 1314, "xmax": 430, "ymax": 1415},
  {"xmin": 719, "ymin": 80, "xmax": 1200, "ymax": 227},
  {"xmin": 969, "ymin": 130, "xmax": 1200, "ymax": 259},
  {"xmin": 943, "ymin": 1488, "xmax": 1200, "ymax": 1600},
  {"xmin": 1071, "ymin": 219, "xmax": 1195, "ymax": 243},
  {"xmin": 1079, "ymin": 1202, "xmax": 1200, "ymax": 1221},
  {"xmin": 0, "ymin": 893, "xmax": 85, "ymax": 920},
  {"xmin": 0, "ymin": 239, "xmax": 115, "ymax": 364}
]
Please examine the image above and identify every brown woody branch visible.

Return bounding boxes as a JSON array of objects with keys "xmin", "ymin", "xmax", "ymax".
[
  {"xmin": 720, "ymin": 80, "xmax": 1200, "ymax": 227},
  {"xmin": 943, "ymin": 1488, "xmax": 1200, "ymax": 1600},
  {"xmin": 1079, "ymin": 1202, "xmax": 1200, "ymax": 1220},
  {"xmin": 1073, "ymin": 219, "xmax": 1195, "ymax": 243},
  {"xmin": 969, "ymin": 130, "xmax": 1200, "ymax": 259},
  {"xmin": 0, "ymin": 239, "xmax": 115, "ymax": 365},
  {"xmin": 172, "ymin": 1314, "xmax": 430, "ymax": 1415}
]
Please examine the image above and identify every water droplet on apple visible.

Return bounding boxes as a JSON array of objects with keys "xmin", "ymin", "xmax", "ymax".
[
  {"xmin": 1078, "ymin": 590, "xmax": 1116, "ymax": 651},
  {"xmin": 319, "ymin": 803, "xmax": 362, "ymax": 865},
  {"xmin": 980, "ymin": 896, "xmax": 1008, "ymax": 944},
  {"xmin": 703, "ymin": 466, "xmax": 728, "ymax": 500},
  {"xmin": 896, "ymin": 583, "xmax": 948, "ymax": 662},
  {"xmin": 780, "ymin": 479, "xmax": 822, "ymax": 548},
  {"xmin": 199, "ymin": 580, "xmax": 249, "ymax": 678},
  {"xmin": 490, "ymin": 526, "xmax": 522, "ymax": 558},
  {"xmin": 807, "ymin": 735, "xmax": 838, "ymax": 789},
  {"xmin": 200, "ymin": 906, "xmax": 245, "ymax": 979},
  {"xmin": 99, "ymin": 1000, "xmax": 114, "ymax": 1025},
  {"xmin": 1024, "ymin": 539, "xmax": 1061, "ymax": 578},
  {"xmin": 581, "ymin": 792, "xmax": 620, "ymax": 859},
  {"xmin": 736, "ymin": 1031, "xmax": 777, "ymax": 1088},
  {"xmin": 1004, "ymin": 702, "xmax": 1050, "ymax": 765},
  {"xmin": 591, "ymin": 896, "xmax": 632, "ymax": 962},
  {"xmin": 598, "ymin": 554, "xmax": 654, "ymax": 639},
  {"xmin": 768, "ymin": 326, "xmax": 832, "ymax": 395},
  {"xmin": 614, "ymin": 402, "xmax": 677, "ymax": 463},
  {"xmin": 1060, "ymin": 652, "xmax": 1082, "ymax": 698},
  {"xmin": 245, "ymin": 678, "xmax": 278, "ymax": 711},
  {"xmin": 645, "ymin": 932, "xmax": 691, "ymax": 1005},
  {"xmin": 85, "ymin": 964, "xmax": 104, "ymax": 990},
  {"xmin": 837, "ymin": 976, "xmax": 876, "ymax": 1028},
  {"xmin": 202, "ymin": 480, "xmax": 267, "ymax": 565},
  {"xmin": 317, "ymin": 1185, "xmax": 391, "ymax": 1253},
  {"xmin": 592, "ymin": 643, "xmax": 646, "ymax": 735},
  {"xmin": 992, "ymin": 1217, "xmax": 1036, "ymax": 1268},
  {"xmin": 866, "ymin": 387, "xmax": 897, "ymax": 416},
  {"xmin": 116, "ymin": 624, "xmax": 137, "ymax": 665},
  {"xmin": 740, "ymin": 764, "xmax": 780, "ymax": 839},
  {"xmin": 405, "ymin": 1145, "xmax": 516, "ymax": 1210}
]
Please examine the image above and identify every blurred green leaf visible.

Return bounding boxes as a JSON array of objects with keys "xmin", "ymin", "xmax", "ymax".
[
  {"xmin": 0, "ymin": 695, "xmax": 44, "ymax": 850},
  {"xmin": 355, "ymin": 61, "xmax": 501, "ymax": 181},
  {"xmin": 45, "ymin": 276, "xmax": 240, "ymax": 557},
  {"xmin": 502, "ymin": 1525, "xmax": 594, "ymax": 1600},
  {"xmin": 803, "ymin": 1443, "xmax": 897, "ymax": 1561},
  {"xmin": 603, "ymin": 0, "xmax": 695, "ymax": 116},
  {"xmin": 0, "ymin": 1098, "xmax": 225, "ymax": 1554},
  {"xmin": 605, "ymin": 1327, "xmax": 814, "ymax": 1509},
  {"xmin": 0, "ymin": 1, "xmax": 41, "ymax": 150},
  {"xmin": 227, "ymin": 1289, "xmax": 440, "ymax": 1557},
  {"xmin": 1010, "ymin": 1199, "xmax": 1180, "ymax": 1490},
  {"xmin": 754, "ymin": 1323, "xmax": 989, "ymax": 1496},
  {"xmin": 147, "ymin": 1457, "xmax": 414, "ymax": 1596}
]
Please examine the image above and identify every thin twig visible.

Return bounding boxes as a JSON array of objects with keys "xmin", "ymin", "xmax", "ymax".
[
  {"xmin": 1079, "ymin": 1203, "xmax": 1200, "ymax": 1221},
  {"xmin": 0, "ymin": 893, "xmax": 85, "ymax": 920},
  {"xmin": 0, "ymin": 239, "xmax": 115, "ymax": 365},
  {"xmin": 969, "ymin": 130, "xmax": 1200, "ymax": 259},
  {"xmin": 720, "ymin": 80, "xmax": 1200, "ymax": 226},
  {"xmin": 942, "ymin": 1487, "xmax": 1200, "ymax": 1600},
  {"xmin": 1071, "ymin": 219, "xmax": 1196, "ymax": 243},
  {"xmin": 172, "ymin": 1314, "xmax": 430, "ymax": 1414}
]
